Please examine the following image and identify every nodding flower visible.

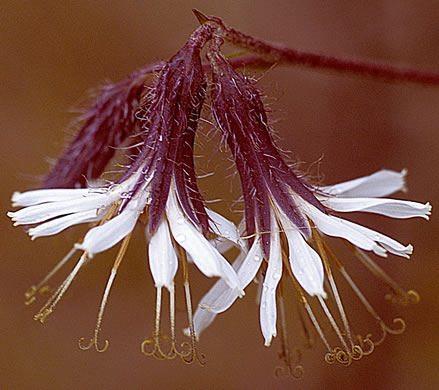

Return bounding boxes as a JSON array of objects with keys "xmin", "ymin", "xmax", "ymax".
[
  {"xmin": 8, "ymin": 22, "xmax": 243, "ymax": 365},
  {"xmin": 8, "ymin": 11, "xmax": 434, "ymax": 375},
  {"xmin": 190, "ymin": 38, "xmax": 431, "ymax": 376},
  {"xmin": 43, "ymin": 62, "xmax": 163, "ymax": 189}
]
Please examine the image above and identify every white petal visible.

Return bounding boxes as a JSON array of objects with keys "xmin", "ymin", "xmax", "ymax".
[
  {"xmin": 319, "ymin": 169, "xmax": 406, "ymax": 198},
  {"xmin": 281, "ymin": 215, "xmax": 325, "ymax": 296},
  {"xmin": 148, "ymin": 217, "xmax": 178, "ymax": 291},
  {"xmin": 196, "ymin": 240, "xmax": 262, "ymax": 314},
  {"xmin": 9, "ymin": 173, "xmax": 143, "ymax": 225},
  {"xmin": 166, "ymin": 189, "xmax": 242, "ymax": 294},
  {"xmin": 260, "ymin": 218, "xmax": 282, "ymax": 346},
  {"xmin": 11, "ymin": 188, "xmax": 97, "ymax": 207},
  {"xmin": 207, "ymin": 209, "xmax": 244, "ymax": 247},
  {"xmin": 8, "ymin": 193, "xmax": 118, "ymax": 226},
  {"xmin": 209, "ymin": 237, "xmax": 235, "ymax": 254},
  {"xmin": 337, "ymin": 218, "xmax": 413, "ymax": 258},
  {"xmin": 28, "ymin": 209, "xmax": 104, "ymax": 239},
  {"xmin": 235, "ymin": 240, "xmax": 264, "ymax": 291},
  {"xmin": 76, "ymin": 208, "xmax": 140, "ymax": 256},
  {"xmin": 303, "ymin": 205, "xmax": 387, "ymax": 256},
  {"xmin": 323, "ymin": 197, "xmax": 431, "ymax": 220},
  {"xmin": 192, "ymin": 307, "xmax": 217, "ymax": 339},
  {"xmin": 193, "ymin": 243, "xmax": 262, "ymax": 337},
  {"xmin": 305, "ymin": 203, "xmax": 412, "ymax": 258}
]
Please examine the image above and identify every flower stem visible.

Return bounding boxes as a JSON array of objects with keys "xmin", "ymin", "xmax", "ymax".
[{"xmin": 195, "ymin": 9, "xmax": 439, "ymax": 86}]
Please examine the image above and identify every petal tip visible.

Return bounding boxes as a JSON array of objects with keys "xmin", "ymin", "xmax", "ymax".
[
  {"xmin": 424, "ymin": 202, "xmax": 432, "ymax": 219},
  {"xmin": 11, "ymin": 191, "xmax": 22, "ymax": 203},
  {"xmin": 400, "ymin": 169, "xmax": 408, "ymax": 192}
]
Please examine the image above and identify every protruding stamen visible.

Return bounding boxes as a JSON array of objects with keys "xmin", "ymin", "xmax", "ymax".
[
  {"xmin": 25, "ymin": 247, "xmax": 77, "ymax": 305},
  {"xmin": 179, "ymin": 249, "xmax": 206, "ymax": 366},
  {"xmin": 141, "ymin": 286, "xmax": 168, "ymax": 360},
  {"xmin": 274, "ymin": 280, "xmax": 304, "ymax": 379},
  {"xmin": 322, "ymin": 240, "xmax": 407, "ymax": 347},
  {"xmin": 34, "ymin": 252, "xmax": 88, "ymax": 323},
  {"xmin": 338, "ymin": 264, "xmax": 406, "ymax": 346},
  {"xmin": 79, "ymin": 232, "xmax": 132, "ymax": 353},
  {"xmin": 317, "ymin": 296, "xmax": 352, "ymax": 366},
  {"xmin": 167, "ymin": 283, "xmax": 182, "ymax": 359},
  {"xmin": 314, "ymin": 232, "xmax": 353, "ymax": 340},
  {"xmin": 281, "ymin": 251, "xmax": 333, "ymax": 355},
  {"xmin": 313, "ymin": 231, "xmax": 366, "ymax": 361},
  {"xmin": 295, "ymin": 299, "xmax": 314, "ymax": 350},
  {"xmin": 274, "ymin": 362, "xmax": 304, "ymax": 379},
  {"xmin": 357, "ymin": 334, "xmax": 375, "ymax": 356},
  {"xmin": 352, "ymin": 246, "xmax": 420, "ymax": 305}
]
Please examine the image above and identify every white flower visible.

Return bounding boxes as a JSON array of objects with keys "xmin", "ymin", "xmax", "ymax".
[
  {"xmin": 9, "ymin": 175, "xmax": 242, "ymax": 286},
  {"xmin": 8, "ymin": 172, "xmax": 243, "ymax": 359},
  {"xmin": 192, "ymin": 169, "xmax": 430, "ymax": 366}
]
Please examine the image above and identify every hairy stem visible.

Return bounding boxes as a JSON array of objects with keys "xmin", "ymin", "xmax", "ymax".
[{"xmin": 195, "ymin": 9, "xmax": 439, "ymax": 86}]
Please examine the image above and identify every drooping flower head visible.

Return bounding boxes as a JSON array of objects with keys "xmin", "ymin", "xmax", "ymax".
[
  {"xmin": 43, "ymin": 62, "xmax": 163, "ymax": 189},
  {"xmin": 8, "ymin": 10, "xmax": 435, "ymax": 376},
  {"xmin": 190, "ymin": 37, "xmax": 432, "ymax": 376},
  {"xmin": 9, "ymin": 22, "xmax": 243, "ymax": 364}
]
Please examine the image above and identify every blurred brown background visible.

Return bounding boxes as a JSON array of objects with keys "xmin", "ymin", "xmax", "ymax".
[{"xmin": 2, "ymin": 1, "xmax": 439, "ymax": 389}]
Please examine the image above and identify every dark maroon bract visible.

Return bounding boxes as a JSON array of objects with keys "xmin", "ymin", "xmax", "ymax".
[{"xmin": 208, "ymin": 37, "xmax": 326, "ymax": 255}]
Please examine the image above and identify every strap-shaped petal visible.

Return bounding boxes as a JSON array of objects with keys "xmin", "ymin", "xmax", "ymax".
[
  {"xmin": 8, "ymin": 193, "xmax": 116, "ymax": 226},
  {"xmin": 166, "ymin": 188, "xmax": 243, "ymax": 294},
  {"xmin": 29, "ymin": 209, "xmax": 104, "ymax": 239},
  {"xmin": 9, "ymin": 172, "xmax": 142, "ymax": 225},
  {"xmin": 76, "ymin": 208, "xmax": 140, "ymax": 256},
  {"xmin": 282, "ymin": 216, "xmax": 325, "ymax": 297},
  {"xmin": 319, "ymin": 169, "xmax": 406, "ymax": 198},
  {"xmin": 193, "ymin": 242, "xmax": 262, "ymax": 337},
  {"xmin": 260, "ymin": 216, "xmax": 282, "ymax": 346},
  {"xmin": 302, "ymin": 204, "xmax": 387, "ymax": 256},
  {"xmin": 148, "ymin": 217, "xmax": 178, "ymax": 291},
  {"xmin": 196, "ymin": 240, "xmax": 262, "ymax": 315},
  {"xmin": 323, "ymin": 197, "xmax": 431, "ymax": 219},
  {"xmin": 304, "ymin": 203, "xmax": 412, "ymax": 258},
  {"xmin": 192, "ymin": 306, "xmax": 217, "ymax": 339},
  {"xmin": 11, "ymin": 188, "xmax": 97, "ymax": 207},
  {"xmin": 207, "ymin": 208, "xmax": 245, "ymax": 248},
  {"xmin": 337, "ymin": 217, "xmax": 413, "ymax": 258}
]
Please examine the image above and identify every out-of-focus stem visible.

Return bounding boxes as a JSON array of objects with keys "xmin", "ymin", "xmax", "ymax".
[{"xmin": 194, "ymin": 9, "xmax": 439, "ymax": 86}]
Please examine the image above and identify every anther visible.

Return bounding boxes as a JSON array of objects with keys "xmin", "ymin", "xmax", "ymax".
[
  {"xmin": 314, "ymin": 232, "xmax": 367, "ymax": 362},
  {"xmin": 179, "ymin": 248, "xmax": 206, "ymax": 366},
  {"xmin": 25, "ymin": 247, "xmax": 77, "ymax": 305},
  {"xmin": 356, "ymin": 334, "xmax": 375, "ymax": 356},
  {"xmin": 338, "ymin": 262, "xmax": 406, "ymax": 347},
  {"xmin": 274, "ymin": 281, "xmax": 304, "ymax": 379},
  {"xmin": 351, "ymin": 246, "xmax": 420, "ymax": 306},
  {"xmin": 34, "ymin": 252, "xmax": 88, "ymax": 323}
]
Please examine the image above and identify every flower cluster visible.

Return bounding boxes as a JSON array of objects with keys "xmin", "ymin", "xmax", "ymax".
[{"xmin": 8, "ymin": 11, "xmax": 432, "ymax": 375}]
